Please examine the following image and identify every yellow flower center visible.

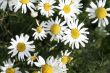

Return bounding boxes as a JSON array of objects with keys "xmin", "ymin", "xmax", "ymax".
[
  {"xmin": 17, "ymin": 42, "xmax": 26, "ymax": 52},
  {"xmin": 44, "ymin": 3, "xmax": 51, "ymax": 11},
  {"xmin": 42, "ymin": 64, "xmax": 53, "ymax": 73},
  {"xmin": 20, "ymin": 0, "xmax": 29, "ymax": 4},
  {"xmin": 31, "ymin": 56, "xmax": 37, "ymax": 61},
  {"xmin": 63, "ymin": 5, "xmax": 71, "ymax": 14},
  {"xmin": 95, "ymin": 7, "xmax": 107, "ymax": 19},
  {"xmin": 71, "ymin": 28, "xmax": 80, "ymax": 39},
  {"xmin": 61, "ymin": 56, "xmax": 73, "ymax": 64},
  {"xmin": 36, "ymin": 26, "xmax": 42, "ymax": 33},
  {"xmin": 50, "ymin": 24, "xmax": 61, "ymax": 35},
  {"xmin": 6, "ymin": 68, "xmax": 15, "ymax": 73}
]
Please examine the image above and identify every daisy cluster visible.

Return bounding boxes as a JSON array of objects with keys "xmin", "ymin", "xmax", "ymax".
[
  {"xmin": 1, "ymin": 49, "xmax": 72, "ymax": 73},
  {"xmin": 0, "ymin": 0, "xmax": 109, "ymax": 73}
]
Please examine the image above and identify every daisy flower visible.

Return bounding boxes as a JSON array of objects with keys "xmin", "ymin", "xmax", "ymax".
[
  {"xmin": 63, "ymin": 19, "xmax": 89, "ymax": 49},
  {"xmin": 38, "ymin": 0, "xmax": 56, "ymax": 17},
  {"xmin": 34, "ymin": 56, "xmax": 67, "ymax": 73},
  {"xmin": 14, "ymin": 0, "xmax": 37, "ymax": 14},
  {"xmin": 8, "ymin": 33, "xmax": 35, "ymax": 61},
  {"xmin": 32, "ymin": 20, "xmax": 47, "ymax": 41},
  {"xmin": 0, "ymin": 0, "xmax": 16, "ymax": 11},
  {"xmin": 43, "ymin": 16, "xmax": 67, "ymax": 42},
  {"xmin": 86, "ymin": 0, "xmax": 110, "ymax": 27},
  {"xmin": 27, "ymin": 53, "xmax": 38, "ymax": 66},
  {"xmin": 57, "ymin": 0, "xmax": 77, "ymax": 22},
  {"xmin": 59, "ymin": 50, "xmax": 73, "ymax": 64},
  {"xmin": 0, "ymin": 59, "xmax": 21, "ymax": 73}
]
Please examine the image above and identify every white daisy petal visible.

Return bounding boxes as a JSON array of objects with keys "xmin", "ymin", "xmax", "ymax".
[
  {"xmin": 106, "ymin": 8, "xmax": 110, "ymax": 11},
  {"xmin": 92, "ymin": 18, "xmax": 98, "ymax": 23},
  {"xmin": 90, "ymin": 2, "xmax": 97, "ymax": 9},
  {"xmin": 104, "ymin": 17, "xmax": 108, "ymax": 25}
]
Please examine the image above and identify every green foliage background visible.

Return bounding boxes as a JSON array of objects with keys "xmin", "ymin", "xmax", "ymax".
[{"xmin": 0, "ymin": 0, "xmax": 110, "ymax": 73}]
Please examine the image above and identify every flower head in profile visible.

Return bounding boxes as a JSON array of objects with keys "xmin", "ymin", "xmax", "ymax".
[
  {"xmin": 32, "ymin": 20, "xmax": 47, "ymax": 41},
  {"xmin": 27, "ymin": 53, "xmax": 38, "ymax": 66},
  {"xmin": 59, "ymin": 50, "xmax": 73, "ymax": 64}
]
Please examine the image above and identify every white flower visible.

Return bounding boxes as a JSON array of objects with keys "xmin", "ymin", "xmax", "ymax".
[
  {"xmin": 32, "ymin": 20, "xmax": 47, "ymax": 41},
  {"xmin": 27, "ymin": 53, "xmax": 38, "ymax": 66},
  {"xmin": 38, "ymin": 0, "xmax": 56, "ymax": 17},
  {"xmin": 43, "ymin": 16, "xmax": 67, "ymax": 42},
  {"xmin": 34, "ymin": 56, "xmax": 67, "ymax": 73},
  {"xmin": 57, "ymin": 0, "xmax": 77, "ymax": 22},
  {"xmin": 86, "ymin": 0, "xmax": 110, "ymax": 27},
  {"xmin": 0, "ymin": 59, "xmax": 21, "ymax": 73},
  {"xmin": 14, "ymin": 0, "xmax": 37, "ymax": 14},
  {"xmin": 60, "ymin": 50, "xmax": 73, "ymax": 64},
  {"xmin": 8, "ymin": 33, "xmax": 35, "ymax": 61},
  {"xmin": 63, "ymin": 19, "xmax": 89, "ymax": 49},
  {"xmin": 0, "ymin": 0, "xmax": 16, "ymax": 11}
]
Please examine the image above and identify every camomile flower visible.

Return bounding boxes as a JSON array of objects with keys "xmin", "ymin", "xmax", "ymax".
[
  {"xmin": 38, "ymin": 0, "xmax": 56, "ymax": 17},
  {"xmin": 32, "ymin": 20, "xmax": 47, "ymax": 41},
  {"xmin": 59, "ymin": 50, "xmax": 73, "ymax": 64},
  {"xmin": 63, "ymin": 19, "xmax": 89, "ymax": 49},
  {"xmin": 27, "ymin": 53, "xmax": 38, "ymax": 66},
  {"xmin": 14, "ymin": 0, "xmax": 37, "ymax": 14},
  {"xmin": 0, "ymin": 0, "xmax": 16, "ymax": 11},
  {"xmin": 57, "ymin": 0, "xmax": 77, "ymax": 22},
  {"xmin": 0, "ymin": 59, "xmax": 21, "ymax": 73},
  {"xmin": 43, "ymin": 16, "xmax": 67, "ymax": 42},
  {"xmin": 71, "ymin": 0, "xmax": 83, "ymax": 14},
  {"xmin": 86, "ymin": 0, "xmax": 110, "ymax": 27},
  {"xmin": 8, "ymin": 33, "xmax": 35, "ymax": 61},
  {"xmin": 34, "ymin": 56, "xmax": 67, "ymax": 73}
]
